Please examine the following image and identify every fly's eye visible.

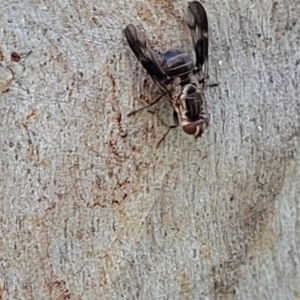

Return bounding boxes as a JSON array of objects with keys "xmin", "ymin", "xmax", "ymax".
[
  {"xmin": 183, "ymin": 122, "xmax": 206, "ymax": 137},
  {"xmin": 183, "ymin": 123, "xmax": 198, "ymax": 135}
]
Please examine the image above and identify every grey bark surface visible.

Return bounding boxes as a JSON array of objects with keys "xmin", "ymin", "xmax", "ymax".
[{"xmin": 0, "ymin": 0, "xmax": 299, "ymax": 299}]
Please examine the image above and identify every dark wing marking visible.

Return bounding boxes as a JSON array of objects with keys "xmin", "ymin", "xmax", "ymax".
[
  {"xmin": 124, "ymin": 24, "xmax": 169, "ymax": 94},
  {"xmin": 185, "ymin": 1, "xmax": 209, "ymax": 82}
]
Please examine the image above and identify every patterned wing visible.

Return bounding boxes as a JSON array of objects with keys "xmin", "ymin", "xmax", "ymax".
[
  {"xmin": 124, "ymin": 24, "xmax": 169, "ymax": 94},
  {"xmin": 185, "ymin": 1, "xmax": 209, "ymax": 85}
]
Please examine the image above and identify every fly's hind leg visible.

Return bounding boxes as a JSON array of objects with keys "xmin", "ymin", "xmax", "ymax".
[
  {"xmin": 192, "ymin": 69, "xmax": 219, "ymax": 89},
  {"xmin": 198, "ymin": 75, "xmax": 219, "ymax": 88}
]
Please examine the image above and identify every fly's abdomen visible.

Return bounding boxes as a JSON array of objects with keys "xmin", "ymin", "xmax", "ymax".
[{"xmin": 162, "ymin": 50, "xmax": 194, "ymax": 84}]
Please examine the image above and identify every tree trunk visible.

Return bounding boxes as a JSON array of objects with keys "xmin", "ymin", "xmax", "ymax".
[{"xmin": 0, "ymin": 0, "xmax": 299, "ymax": 299}]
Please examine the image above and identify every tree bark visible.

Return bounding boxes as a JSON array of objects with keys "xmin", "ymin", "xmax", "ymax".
[{"xmin": 0, "ymin": 0, "xmax": 299, "ymax": 299}]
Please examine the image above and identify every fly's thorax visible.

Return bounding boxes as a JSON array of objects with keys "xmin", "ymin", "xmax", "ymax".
[
  {"xmin": 178, "ymin": 82, "xmax": 209, "ymax": 137},
  {"xmin": 181, "ymin": 84, "xmax": 198, "ymax": 97},
  {"xmin": 180, "ymin": 84, "xmax": 203, "ymax": 107}
]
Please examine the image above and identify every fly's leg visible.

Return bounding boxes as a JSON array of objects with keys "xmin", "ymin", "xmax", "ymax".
[
  {"xmin": 192, "ymin": 70, "xmax": 219, "ymax": 89},
  {"xmin": 198, "ymin": 75, "xmax": 218, "ymax": 88},
  {"xmin": 157, "ymin": 125, "xmax": 178, "ymax": 148},
  {"xmin": 127, "ymin": 93, "xmax": 164, "ymax": 117},
  {"xmin": 207, "ymin": 83, "xmax": 219, "ymax": 87},
  {"xmin": 156, "ymin": 110, "xmax": 179, "ymax": 148}
]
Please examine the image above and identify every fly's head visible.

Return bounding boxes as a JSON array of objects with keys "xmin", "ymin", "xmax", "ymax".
[{"xmin": 182, "ymin": 118, "xmax": 208, "ymax": 138}]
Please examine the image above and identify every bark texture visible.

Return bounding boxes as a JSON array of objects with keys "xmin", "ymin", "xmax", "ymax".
[{"xmin": 0, "ymin": 0, "xmax": 299, "ymax": 299}]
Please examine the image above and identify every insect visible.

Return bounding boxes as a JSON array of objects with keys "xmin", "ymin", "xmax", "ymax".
[{"xmin": 124, "ymin": 1, "xmax": 215, "ymax": 146}]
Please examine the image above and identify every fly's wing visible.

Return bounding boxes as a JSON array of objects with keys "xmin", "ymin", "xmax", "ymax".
[
  {"xmin": 185, "ymin": 1, "xmax": 209, "ymax": 87},
  {"xmin": 124, "ymin": 24, "xmax": 169, "ymax": 94}
]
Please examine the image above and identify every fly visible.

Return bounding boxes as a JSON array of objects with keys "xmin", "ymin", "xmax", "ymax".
[{"xmin": 124, "ymin": 1, "xmax": 216, "ymax": 146}]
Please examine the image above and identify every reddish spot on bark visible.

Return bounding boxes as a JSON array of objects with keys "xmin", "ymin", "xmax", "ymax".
[
  {"xmin": 109, "ymin": 74, "xmax": 116, "ymax": 93},
  {"xmin": 1, "ymin": 66, "xmax": 14, "ymax": 93},
  {"xmin": 109, "ymin": 139, "xmax": 120, "ymax": 158},
  {"xmin": 117, "ymin": 179, "xmax": 130, "ymax": 188},
  {"xmin": 93, "ymin": 201, "xmax": 107, "ymax": 208},
  {"xmin": 11, "ymin": 52, "xmax": 21, "ymax": 62},
  {"xmin": 26, "ymin": 110, "xmax": 36, "ymax": 120},
  {"xmin": 116, "ymin": 112, "xmax": 127, "ymax": 138}
]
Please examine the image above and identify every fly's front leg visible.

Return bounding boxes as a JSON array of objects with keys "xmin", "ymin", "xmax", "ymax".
[
  {"xmin": 127, "ymin": 93, "xmax": 164, "ymax": 117},
  {"xmin": 156, "ymin": 125, "xmax": 179, "ymax": 148},
  {"xmin": 156, "ymin": 110, "xmax": 179, "ymax": 148}
]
